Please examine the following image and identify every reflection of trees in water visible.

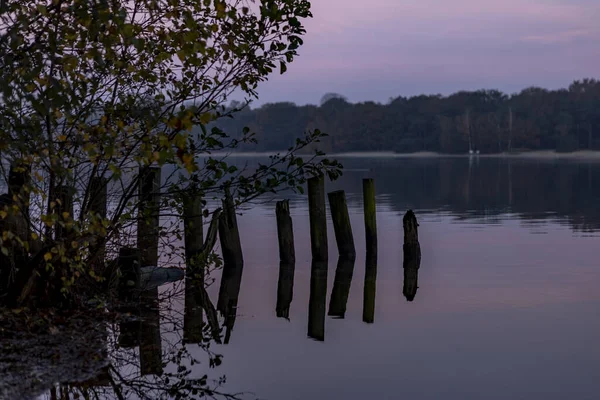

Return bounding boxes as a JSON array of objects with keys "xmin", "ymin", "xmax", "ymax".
[
  {"xmin": 324, "ymin": 158, "xmax": 600, "ymax": 232},
  {"xmin": 218, "ymin": 157, "xmax": 600, "ymax": 232},
  {"xmin": 39, "ymin": 283, "xmax": 245, "ymax": 400}
]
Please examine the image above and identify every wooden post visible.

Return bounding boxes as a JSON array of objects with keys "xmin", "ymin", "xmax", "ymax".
[
  {"xmin": 217, "ymin": 189, "xmax": 244, "ymax": 344},
  {"xmin": 307, "ymin": 260, "xmax": 327, "ymax": 341},
  {"xmin": 118, "ymin": 247, "xmax": 141, "ymax": 299},
  {"xmin": 363, "ymin": 178, "xmax": 377, "ymax": 257},
  {"xmin": 363, "ymin": 252, "xmax": 377, "ymax": 323},
  {"xmin": 276, "ymin": 262, "xmax": 295, "ymax": 320},
  {"xmin": 328, "ymin": 190, "xmax": 356, "ymax": 260},
  {"xmin": 403, "ymin": 210, "xmax": 421, "ymax": 302},
  {"xmin": 308, "ymin": 175, "xmax": 328, "ymax": 262},
  {"xmin": 138, "ymin": 166, "xmax": 161, "ymax": 267},
  {"xmin": 275, "ymin": 200, "xmax": 295, "ymax": 264},
  {"xmin": 139, "ymin": 287, "xmax": 163, "ymax": 376},
  {"xmin": 328, "ymin": 257, "xmax": 355, "ymax": 318},
  {"xmin": 183, "ymin": 274, "xmax": 204, "ymax": 344}
]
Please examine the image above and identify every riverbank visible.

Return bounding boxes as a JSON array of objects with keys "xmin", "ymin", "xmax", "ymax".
[{"xmin": 207, "ymin": 150, "xmax": 600, "ymax": 160}]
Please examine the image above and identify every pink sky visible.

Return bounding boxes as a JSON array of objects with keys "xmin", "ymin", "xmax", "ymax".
[{"xmin": 253, "ymin": 0, "xmax": 600, "ymax": 105}]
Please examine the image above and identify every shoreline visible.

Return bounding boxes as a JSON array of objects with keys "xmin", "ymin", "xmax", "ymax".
[{"xmin": 207, "ymin": 150, "xmax": 600, "ymax": 160}]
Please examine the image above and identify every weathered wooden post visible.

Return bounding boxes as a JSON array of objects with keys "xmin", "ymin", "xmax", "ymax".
[
  {"xmin": 118, "ymin": 247, "xmax": 141, "ymax": 299},
  {"xmin": 307, "ymin": 260, "xmax": 328, "ymax": 341},
  {"xmin": 276, "ymin": 200, "xmax": 295, "ymax": 264},
  {"xmin": 403, "ymin": 210, "xmax": 421, "ymax": 302},
  {"xmin": 328, "ymin": 190, "xmax": 356, "ymax": 260},
  {"xmin": 139, "ymin": 287, "xmax": 163, "ymax": 376},
  {"xmin": 276, "ymin": 262, "xmax": 295, "ymax": 319},
  {"xmin": 138, "ymin": 166, "xmax": 161, "ymax": 267},
  {"xmin": 363, "ymin": 178, "xmax": 377, "ymax": 257},
  {"xmin": 363, "ymin": 252, "xmax": 377, "ymax": 323},
  {"xmin": 217, "ymin": 189, "xmax": 244, "ymax": 344},
  {"xmin": 308, "ymin": 175, "xmax": 327, "ymax": 262},
  {"xmin": 328, "ymin": 257, "xmax": 355, "ymax": 318}
]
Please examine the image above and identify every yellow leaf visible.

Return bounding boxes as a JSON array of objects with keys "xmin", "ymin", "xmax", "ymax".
[
  {"xmin": 62, "ymin": 212, "xmax": 70, "ymax": 219},
  {"xmin": 71, "ymin": 241, "xmax": 78, "ymax": 249},
  {"xmin": 31, "ymin": 232, "xmax": 39, "ymax": 240},
  {"xmin": 44, "ymin": 252, "xmax": 52, "ymax": 261},
  {"xmin": 57, "ymin": 135, "xmax": 67, "ymax": 141},
  {"xmin": 0, "ymin": 210, "xmax": 6, "ymax": 219}
]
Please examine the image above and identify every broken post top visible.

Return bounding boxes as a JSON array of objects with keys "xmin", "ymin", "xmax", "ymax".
[{"xmin": 403, "ymin": 210, "xmax": 419, "ymax": 245}]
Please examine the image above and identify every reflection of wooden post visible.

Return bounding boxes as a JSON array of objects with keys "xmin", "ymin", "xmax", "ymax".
[
  {"xmin": 308, "ymin": 176, "xmax": 327, "ymax": 262},
  {"xmin": 308, "ymin": 260, "xmax": 327, "ymax": 341},
  {"xmin": 276, "ymin": 262, "xmax": 295, "ymax": 319},
  {"xmin": 276, "ymin": 200, "xmax": 295, "ymax": 264},
  {"xmin": 363, "ymin": 179, "xmax": 377, "ymax": 257},
  {"xmin": 328, "ymin": 257, "xmax": 355, "ymax": 318},
  {"xmin": 118, "ymin": 247, "xmax": 141, "ymax": 299},
  {"xmin": 363, "ymin": 252, "xmax": 377, "ymax": 323},
  {"xmin": 183, "ymin": 192, "xmax": 203, "ymax": 272},
  {"xmin": 276, "ymin": 200, "xmax": 295, "ymax": 320},
  {"xmin": 138, "ymin": 166, "xmax": 161, "ymax": 267},
  {"xmin": 139, "ymin": 287, "xmax": 163, "ymax": 376},
  {"xmin": 89, "ymin": 177, "xmax": 108, "ymax": 272},
  {"xmin": 55, "ymin": 185, "xmax": 75, "ymax": 241},
  {"xmin": 328, "ymin": 191, "xmax": 356, "ymax": 260},
  {"xmin": 183, "ymin": 191, "xmax": 205, "ymax": 344},
  {"xmin": 184, "ymin": 275, "xmax": 204, "ymax": 344},
  {"xmin": 217, "ymin": 189, "xmax": 244, "ymax": 344},
  {"xmin": 403, "ymin": 210, "xmax": 421, "ymax": 302}
]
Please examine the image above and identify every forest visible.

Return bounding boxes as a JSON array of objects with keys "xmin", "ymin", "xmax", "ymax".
[{"xmin": 212, "ymin": 79, "xmax": 600, "ymax": 154}]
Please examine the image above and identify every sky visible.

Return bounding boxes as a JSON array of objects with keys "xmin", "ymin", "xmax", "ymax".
[{"xmin": 251, "ymin": 0, "xmax": 600, "ymax": 106}]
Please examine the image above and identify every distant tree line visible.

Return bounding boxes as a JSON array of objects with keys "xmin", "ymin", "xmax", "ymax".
[{"xmin": 210, "ymin": 79, "xmax": 600, "ymax": 154}]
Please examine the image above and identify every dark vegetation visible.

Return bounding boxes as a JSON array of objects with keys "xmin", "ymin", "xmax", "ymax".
[{"xmin": 214, "ymin": 79, "xmax": 600, "ymax": 154}]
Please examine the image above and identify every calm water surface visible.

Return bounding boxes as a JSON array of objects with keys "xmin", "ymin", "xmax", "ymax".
[{"xmin": 36, "ymin": 157, "xmax": 600, "ymax": 399}]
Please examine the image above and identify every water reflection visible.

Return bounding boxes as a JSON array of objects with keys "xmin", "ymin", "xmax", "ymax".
[
  {"xmin": 308, "ymin": 260, "xmax": 328, "ymax": 341},
  {"xmin": 276, "ymin": 262, "xmax": 295, "ymax": 320},
  {"xmin": 328, "ymin": 257, "xmax": 356, "ymax": 318},
  {"xmin": 362, "ymin": 253, "xmax": 377, "ymax": 323}
]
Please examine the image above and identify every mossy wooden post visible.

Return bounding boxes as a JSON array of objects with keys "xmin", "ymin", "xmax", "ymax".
[
  {"xmin": 217, "ymin": 189, "xmax": 244, "ymax": 344},
  {"xmin": 308, "ymin": 175, "xmax": 327, "ymax": 262},
  {"xmin": 118, "ymin": 247, "xmax": 141, "ymax": 299},
  {"xmin": 308, "ymin": 260, "xmax": 328, "ymax": 341},
  {"xmin": 328, "ymin": 257, "xmax": 355, "ymax": 318},
  {"xmin": 363, "ymin": 252, "xmax": 377, "ymax": 323},
  {"xmin": 276, "ymin": 200, "xmax": 295, "ymax": 264},
  {"xmin": 403, "ymin": 210, "xmax": 421, "ymax": 302},
  {"xmin": 276, "ymin": 262, "xmax": 295, "ymax": 319},
  {"xmin": 363, "ymin": 178, "xmax": 377, "ymax": 257},
  {"xmin": 328, "ymin": 190, "xmax": 356, "ymax": 260},
  {"xmin": 138, "ymin": 166, "xmax": 161, "ymax": 267},
  {"xmin": 139, "ymin": 287, "xmax": 163, "ymax": 376},
  {"xmin": 89, "ymin": 177, "xmax": 108, "ymax": 272}
]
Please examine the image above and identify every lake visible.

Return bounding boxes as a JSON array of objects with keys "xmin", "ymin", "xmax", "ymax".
[{"xmin": 30, "ymin": 156, "xmax": 600, "ymax": 399}]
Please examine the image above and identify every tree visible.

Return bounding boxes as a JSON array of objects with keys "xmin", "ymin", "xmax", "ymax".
[{"xmin": 0, "ymin": 0, "xmax": 341, "ymax": 306}]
